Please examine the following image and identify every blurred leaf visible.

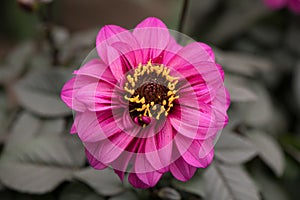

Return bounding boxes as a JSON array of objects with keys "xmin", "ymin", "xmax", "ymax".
[
  {"xmin": 60, "ymin": 28, "xmax": 97, "ymax": 65},
  {"xmin": 0, "ymin": 93, "xmax": 7, "ymax": 142},
  {"xmin": 0, "ymin": 42, "xmax": 34, "ymax": 84},
  {"xmin": 249, "ymin": 25, "xmax": 280, "ymax": 48},
  {"xmin": 74, "ymin": 168, "xmax": 125, "ymax": 196},
  {"xmin": 13, "ymin": 69, "xmax": 72, "ymax": 117},
  {"xmin": 253, "ymin": 168, "xmax": 289, "ymax": 200},
  {"xmin": 216, "ymin": 49, "xmax": 272, "ymax": 77},
  {"xmin": 204, "ymin": 162, "xmax": 260, "ymax": 200},
  {"xmin": 172, "ymin": 172, "xmax": 205, "ymax": 197},
  {"xmin": 5, "ymin": 111, "xmax": 65, "ymax": 152},
  {"xmin": 293, "ymin": 62, "xmax": 300, "ymax": 112},
  {"xmin": 157, "ymin": 187, "xmax": 181, "ymax": 200},
  {"xmin": 108, "ymin": 191, "xmax": 138, "ymax": 200},
  {"xmin": 225, "ymin": 75, "xmax": 257, "ymax": 102},
  {"xmin": 52, "ymin": 26, "xmax": 70, "ymax": 47},
  {"xmin": 285, "ymin": 21, "xmax": 300, "ymax": 55},
  {"xmin": 206, "ymin": 0, "xmax": 271, "ymax": 43},
  {"xmin": 215, "ymin": 131, "xmax": 258, "ymax": 164},
  {"xmin": 234, "ymin": 82, "xmax": 286, "ymax": 134},
  {"xmin": 60, "ymin": 182, "xmax": 104, "ymax": 200},
  {"xmin": 28, "ymin": 53, "xmax": 52, "ymax": 71},
  {"xmin": 247, "ymin": 130, "xmax": 285, "ymax": 177},
  {"xmin": 0, "ymin": 130, "xmax": 85, "ymax": 193}
]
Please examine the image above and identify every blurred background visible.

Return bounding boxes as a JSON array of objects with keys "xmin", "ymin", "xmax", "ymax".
[{"xmin": 0, "ymin": 0, "xmax": 300, "ymax": 199}]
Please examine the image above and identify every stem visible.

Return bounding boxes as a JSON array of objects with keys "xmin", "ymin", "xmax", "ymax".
[
  {"xmin": 38, "ymin": 2, "xmax": 60, "ymax": 66},
  {"xmin": 177, "ymin": 0, "xmax": 189, "ymax": 33}
]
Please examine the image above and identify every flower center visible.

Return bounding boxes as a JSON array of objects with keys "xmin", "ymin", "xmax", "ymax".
[{"xmin": 124, "ymin": 61, "xmax": 179, "ymax": 126}]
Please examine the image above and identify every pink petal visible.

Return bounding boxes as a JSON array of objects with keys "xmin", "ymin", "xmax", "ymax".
[
  {"xmin": 75, "ymin": 81, "xmax": 114, "ymax": 112},
  {"xmin": 157, "ymin": 36, "xmax": 182, "ymax": 65},
  {"xmin": 74, "ymin": 59, "xmax": 108, "ymax": 80},
  {"xmin": 61, "ymin": 76, "xmax": 96, "ymax": 112},
  {"xmin": 84, "ymin": 131, "xmax": 134, "ymax": 164},
  {"xmin": 85, "ymin": 148, "xmax": 107, "ymax": 170},
  {"xmin": 75, "ymin": 111, "xmax": 121, "ymax": 142},
  {"xmin": 96, "ymin": 25, "xmax": 139, "ymax": 64},
  {"xmin": 170, "ymin": 157, "xmax": 197, "ymax": 181},
  {"xmin": 128, "ymin": 173, "xmax": 151, "ymax": 189},
  {"xmin": 210, "ymin": 87, "xmax": 230, "ymax": 128},
  {"xmin": 110, "ymin": 41, "xmax": 144, "ymax": 68},
  {"xmin": 70, "ymin": 123, "xmax": 77, "ymax": 134},
  {"xmin": 167, "ymin": 42, "xmax": 214, "ymax": 69},
  {"xmin": 133, "ymin": 17, "xmax": 170, "ymax": 62},
  {"xmin": 114, "ymin": 170, "xmax": 125, "ymax": 181},
  {"xmin": 169, "ymin": 101, "xmax": 217, "ymax": 140},
  {"xmin": 216, "ymin": 63, "xmax": 225, "ymax": 81},
  {"xmin": 175, "ymin": 135, "xmax": 215, "ymax": 168},
  {"xmin": 135, "ymin": 171, "xmax": 163, "ymax": 187},
  {"xmin": 106, "ymin": 45, "xmax": 129, "ymax": 80},
  {"xmin": 199, "ymin": 42, "xmax": 215, "ymax": 61},
  {"xmin": 145, "ymin": 120, "xmax": 174, "ymax": 172}
]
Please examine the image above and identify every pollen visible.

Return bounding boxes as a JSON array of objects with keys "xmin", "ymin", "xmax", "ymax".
[{"xmin": 124, "ymin": 61, "xmax": 179, "ymax": 126}]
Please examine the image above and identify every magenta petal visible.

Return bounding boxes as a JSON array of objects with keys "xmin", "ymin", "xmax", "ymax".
[
  {"xmin": 85, "ymin": 148, "xmax": 107, "ymax": 170},
  {"xmin": 75, "ymin": 82, "xmax": 113, "ymax": 112},
  {"xmin": 61, "ymin": 76, "xmax": 95, "ymax": 112},
  {"xmin": 75, "ymin": 111, "xmax": 120, "ymax": 142},
  {"xmin": 128, "ymin": 173, "xmax": 151, "ymax": 189},
  {"xmin": 74, "ymin": 59, "xmax": 108, "ymax": 79},
  {"xmin": 96, "ymin": 25, "xmax": 138, "ymax": 64},
  {"xmin": 133, "ymin": 17, "xmax": 170, "ymax": 62},
  {"xmin": 264, "ymin": 0, "xmax": 287, "ymax": 9},
  {"xmin": 84, "ymin": 131, "xmax": 134, "ymax": 164},
  {"xmin": 170, "ymin": 157, "xmax": 197, "ymax": 181},
  {"xmin": 145, "ymin": 121, "xmax": 174, "ymax": 172},
  {"xmin": 175, "ymin": 135, "xmax": 215, "ymax": 168},
  {"xmin": 110, "ymin": 42, "xmax": 144, "ymax": 68},
  {"xmin": 199, "ymin": 42, "xmax": 215, "ymax": 61},
  {"xmin": 70, "ymin": 123, "xmax": 77, "ymax": 134},
  {"xmin": 167, "ymin": 42, "xmax": 214, "ymax": 68},
  {"xmin": 169, "ymin": 102, "xmax": 217, "ymax": 140},
  {"xmin": 135, "ymin": 171, "xmax": 163, "ymax": 187},
  {"xmin": 288, "ymin": 0, "xmax": 300, "ymax": 14},
  {"xmin": 114, "ymin": 169, "xmax": 125, "ymax": 181}
]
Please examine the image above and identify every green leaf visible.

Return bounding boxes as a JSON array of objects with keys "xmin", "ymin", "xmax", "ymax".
[
  {"xmin": 252, "ymin": 168, "xmax": 289, "ymax": 200},
  {"xmin": 108, "ymin": 191, "xmax": 138, "ymax": 200},
  {"xmin": 234, "ymin": 82, "xmax": 286, "ymax": 134},
  {"xmin": 0, "ymin": 93, "xmax": 8, "ymax": 143},
  {"xmin": 247, "ymin": 130, "xmax": 285, "ymax": 177},
  {"xmin": 0, "ymin": 132, "xmax": 85, "ymax": 193},
  {"xmin": 13, "ymin": 69, "xmax": 72, "ymax": 117},
  {"xmin": 215, "ymin": 131, "xmax": 258, "ymax": 164},
  {"xmin": 0, "ymin": 42, "xmax": 34, "ymax": 84},
  {"xmin": 5, "ymin": 111, "xmax": 65, "ymax": 152},
  {"xmin": 60, "ymin": 182, "xmax": 104, "ymax": 200},
  {"xmin": 225, "ymin": 75, "xmax": 257, "ymax": 102},
  {"xmin": 74, "ymin": 168, "xmax": 125, "ymax": 196},
  {"xmin": 204, "ymin": 162, "xmax": 260, "ymax": 200},
  {"xmin": 216, "ymin": 49, "xmax": 272, "ymax": 77},
  {"xmin": 206, "ymin": 0, "xmax": 271, "ymax": 44},
  {"xmin": 157, "ymin": 187, "xmax": 181, "ymax": 200},
  {"xmin": 172, "ymin": 172, "xmax": 205, "ymax": 197}
]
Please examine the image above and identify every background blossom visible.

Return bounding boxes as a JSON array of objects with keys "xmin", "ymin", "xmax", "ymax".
[{"xmin": 264, "ymin": 0, "xmax": 300, "ymax": 14}]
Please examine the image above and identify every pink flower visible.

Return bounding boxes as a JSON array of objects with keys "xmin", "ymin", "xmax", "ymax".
[
  {"xmin": 264, "ymin": 0, "xmax": 300, "ymax": 14},
  {"xmin": 61, "ymin": 17, "xmax": 229, "ymax": 188}
]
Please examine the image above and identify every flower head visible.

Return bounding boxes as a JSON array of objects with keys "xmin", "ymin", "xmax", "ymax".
[{"xmin": 61, "ymin": 17, "xmax": 230, "ymax": 188}]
